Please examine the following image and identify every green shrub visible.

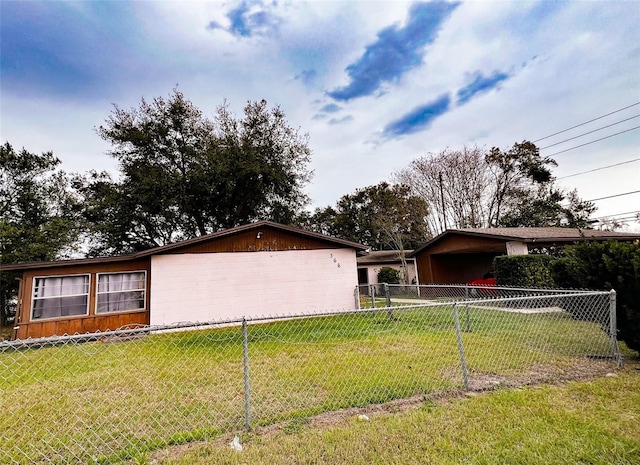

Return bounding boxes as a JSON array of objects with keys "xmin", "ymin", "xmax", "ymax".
[
  {"xmin": 551, "ymin": 241, "xmax": 640, "ymax": 352},
  {"xmin": 493, "ymin": 254, "xmax": 555, "ymax": 288},
  {"xmin": 377, "ymin": 266, "xmax": 400, "ymax": 284}
]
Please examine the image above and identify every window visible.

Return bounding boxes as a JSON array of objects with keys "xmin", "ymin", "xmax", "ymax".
[
  {"xmin": 32, "ymin": 275, "xmax": 90, "ymax": 320},
  {"xmin": 96, "ymin": 271, "xmax": 146, "ymax": 313}
]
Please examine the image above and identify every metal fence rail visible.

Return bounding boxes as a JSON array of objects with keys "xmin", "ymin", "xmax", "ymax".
[{"xmin": 0, "ymin": 287, "xmax": 620, "ymax": 464}]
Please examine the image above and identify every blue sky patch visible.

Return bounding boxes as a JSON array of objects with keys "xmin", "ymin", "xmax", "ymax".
[
  {"xmin": 225, "ymin": 1, "xmax": 280, "ymax": 38},
  {"xmin": 320, "ymin": 103, "xmax": 342, "ymax": 113},
  {"xmin": 457, "ymin": 71, "xmax": 510, "ymax": 105},
  {"xmin": 382, "ymin": 94, "xmax": 451, "ymax": 138},
  {"xmin": 295, "ymin": 69, "xmax": 318, "ymax": 86},
  {"xmin": 327, "ymin": 1, "xmax": 459, "ymax": 101},
  {"xmin": 0, "ymin": 1, "xmax": 140, "ymax": 99}
]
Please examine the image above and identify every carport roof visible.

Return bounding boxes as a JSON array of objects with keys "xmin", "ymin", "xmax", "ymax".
[{"xmin": 409, "ymin": 227, "xmax": 640, "ymax": 257}]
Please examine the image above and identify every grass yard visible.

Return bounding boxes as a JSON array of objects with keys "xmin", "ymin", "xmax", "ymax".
[
  {"xmin": 0, "ymin": 304, "xmax": 628, "ymax": 464},
  {"xmin": 152, "ymin": 360, "xmax": 640, "ymax": 465}
]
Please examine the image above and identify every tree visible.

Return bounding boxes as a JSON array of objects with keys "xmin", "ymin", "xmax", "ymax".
[
  {"xmin": 79, "ymin": 90, "xmax": 313, "ymax": 255},
  {"xmin": 393, "ymin": 141, "xmax": 595, "ymax": 234},
  {"xmin": 499, "ymin": 187, "xmax": 596, "ymax": 228},
  {"xmin": 0, "ymin": 143, "xmax": 81, "ymax": 325},
  {"xmin": 392, "ymin": 145, "xmax": 489, "ymax": 234},
  {"xmin": 305, "ymin": 182, "xmax": 430, "ymax": 255}
]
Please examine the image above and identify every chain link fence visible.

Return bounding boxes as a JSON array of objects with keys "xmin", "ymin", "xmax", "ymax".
[{"xmin": 0, "ymin": 286, "xmax": 621, "ymax": 464}]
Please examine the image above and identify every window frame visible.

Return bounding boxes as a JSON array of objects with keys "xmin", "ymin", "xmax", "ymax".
[
  {"xmin": 31, "ymin": 273, "xmax": 91, "ymax": 321},
  {"xmin": 95, "ymin": 270, "xmax": 147, "ymax": 315}
]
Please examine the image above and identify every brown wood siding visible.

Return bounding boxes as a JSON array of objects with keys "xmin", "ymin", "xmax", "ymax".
[
  {"xmin": 15, "ymin": 311, "xmax": 148, "ymax": 340},
  {"xmin": 415, "ymin": 254, "xmax": 433, "ymax": 285},
  {"xmin": 14, "ymin": 258, "xmax": 151, "ymax": 340},
  {"xmin": 168, "ymin": 226, "xmax": 338, "ymax": 254}
]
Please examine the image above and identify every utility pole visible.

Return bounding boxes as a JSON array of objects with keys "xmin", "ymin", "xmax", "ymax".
[{"xmin": 439, "ymin": 172, "xmax": 447, "ymax": 231}]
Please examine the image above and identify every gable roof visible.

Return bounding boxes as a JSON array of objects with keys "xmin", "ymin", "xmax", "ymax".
[
  {"xmin": 409, "ymin": 227, "xmax": 640, "ymax": 257},
  {"xmin": 0, "ymin": 221, "xmax": 369, "ymax": 272}
]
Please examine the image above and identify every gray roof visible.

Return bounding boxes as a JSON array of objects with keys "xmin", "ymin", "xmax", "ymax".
[
  {"xmin": 410, "ymin": 227, "xmax": 640, "ymax": 256},
  {"xmin": 455, "ymin": 227, "xmax": 640, "ymax": 241},
  {"xmin": 357, "ymin": 250, "xmax": 413, "ymax": 265}
]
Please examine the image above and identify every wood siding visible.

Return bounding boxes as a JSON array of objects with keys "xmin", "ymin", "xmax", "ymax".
[
  {"xmin": 414, "ymin": 235, "xmax": 507, "ymax": 285},
  {"xmin": 14, "ymin": 259, "xmax": 151, "ymax": 340},
  {"xmin": 167, "ymin": 226, "xmax": 339, "ymax": 254}
]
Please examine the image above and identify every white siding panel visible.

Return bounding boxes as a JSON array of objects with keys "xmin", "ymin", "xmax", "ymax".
[{"xmin": 150, "ymin": 249, "xmax": 358, "ymax": 325}]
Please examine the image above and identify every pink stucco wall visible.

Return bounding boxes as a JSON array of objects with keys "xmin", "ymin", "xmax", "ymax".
[{"xmin": 149, "ymin": 248, "xmax": 358, "ymax": 325}]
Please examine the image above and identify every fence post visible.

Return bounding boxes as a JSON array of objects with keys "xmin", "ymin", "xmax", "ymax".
[
  {"xmin": 370, "ymin": 285, "xmax": 376, "ymax": 309},
  {"xmin": 453, "ymin": 304, "xmax": 470, "ymax": 390},
  {"xmin": 242, "ymin": 318, "xmax": 251, "ymax": 430},
  {"xmin": 464, "ymin": 304, "xmax": 471, "ymax": 333},
  {"xmin": 354, "ymin": 286, "xmax": 361, "ymax": 309},
  {"xmin": 384, "ymin": 283, "xmax": 391, "ymax": 307},
  {"xmin": 609, "ymin": 290, "xmax": 622, "ymax": 366},
  {"xmin": 384, "ymin": 283, "xmax": 395, "ymax": 320}
]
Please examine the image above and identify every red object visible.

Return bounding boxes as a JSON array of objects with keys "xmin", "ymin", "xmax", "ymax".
[{"xmin": 467, "ymin": 274, "xmax": 497, "ymax": 297}]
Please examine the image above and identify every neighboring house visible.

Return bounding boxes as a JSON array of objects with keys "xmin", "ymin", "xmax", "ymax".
[
  {"xmin": 409, "ymin": 227, "xmax": 640, "ymax": 285},
  {"xmin": 1, "ymin": 221, "xmax": 368, "ymax": 340},
  {"xmin": 356, "ymin": 250, "xmax": 417, "ymax": 286}
]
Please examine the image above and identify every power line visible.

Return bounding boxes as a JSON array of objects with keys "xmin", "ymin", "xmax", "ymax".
[
  {"xmin": 534, "ymin": 101, "xmax": 640, "ymax": 142},
  {"xmin": 592, "ymin": 210, "xmax": 640, "ymax": 219},
  {"xmin": 557, "ymin": 157, "xmax": 640, "ymax": 179},
  {"xmin": 592, "ymin": 215, "xmax": 640, "ymax": 224},
  {"xmin": 539, "ymin": 115, "xmax": 640, "ymax": 149},
  {"xmin": 545, "ymin": 125, "xmax": 640, "ymax": 158},
  {"xmin": 585, "ymin": 190, "xmax": 640, "ymax": 202}
]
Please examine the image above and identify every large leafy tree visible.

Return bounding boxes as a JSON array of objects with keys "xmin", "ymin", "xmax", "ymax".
[
  {"xmin": 306, "ymin": 182, "xmax": 430, "ymax": 251},
  {"xmin": 0, "ymin": 143, "xmax": 81, "ymax": 325},
  {"xmin": 394, "ymin": 141, "xmax": 595, "ymax": 234},
  {"xmin": 78, "ymin": 90, "xmax": 312, "ymax": 255},
  {"xmin": 304, "ymin": 182, "xmax": 429, "ymax": 284}
]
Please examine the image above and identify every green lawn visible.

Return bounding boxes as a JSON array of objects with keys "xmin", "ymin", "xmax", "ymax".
[
  {"xmin": 153, "ymin": 362, "xmax": 640, "ymax": 465},
  {"xmin": 0, "ymin": 305, "xmax": 627, "ymax": 464}
]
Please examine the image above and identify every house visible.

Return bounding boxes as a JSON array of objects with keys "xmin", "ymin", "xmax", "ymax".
[
  {"xmin": 356, "ymin": 250, "xmax": 417, "ymax": 286},
  {"xmin": 409, "ymin": 227, "xmax": 640, "ymax": 285},
  {"xmin": 1, "ymin": 221, "xmax": 368, "ymax": 340}
]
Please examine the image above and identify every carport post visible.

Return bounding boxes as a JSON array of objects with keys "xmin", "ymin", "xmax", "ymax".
[
  {"xmin": 609, "ymin": 290, "xmax": 622, "ymax": 367},
  {"xmin": 242, "ymin": 318, "xmax": 251, "ymax": 430},
  {"xmin": 453, "ymin": 304, "xmax": 470, "ymax": 390}
]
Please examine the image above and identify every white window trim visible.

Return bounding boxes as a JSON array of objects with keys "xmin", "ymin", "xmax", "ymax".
[
  {"xmin": 31, "ymin": 273, "xmax": 91, "ymax": 321},
  {"xmin": 95, "ymin": 270, "xmax": 147, "ymax": 315}
]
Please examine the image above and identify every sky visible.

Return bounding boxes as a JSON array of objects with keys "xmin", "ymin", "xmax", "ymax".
[{"xmin": 2, "ymin": 0, "xmax": 639, "ymax": 231}]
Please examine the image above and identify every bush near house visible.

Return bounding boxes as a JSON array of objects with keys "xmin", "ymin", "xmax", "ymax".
[
  {"xmin": 493, "ymin": 254, "xmax": 555, "ymax": 288},
  {"xmin": 493, "ymin": 241, "xmax": 640, "ymax": 353},
  {"xmin": 551, "ymin": 241, "xmax": 640, "ymax": 352},
  {"xmin": 377, "ymin": 266, "xmax": 400, "ymax": 284}
]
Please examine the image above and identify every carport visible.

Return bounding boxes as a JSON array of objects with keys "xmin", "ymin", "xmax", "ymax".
[{"xmin": 409, "ymin": 227, "xmax": 640, "ymax": 285}]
